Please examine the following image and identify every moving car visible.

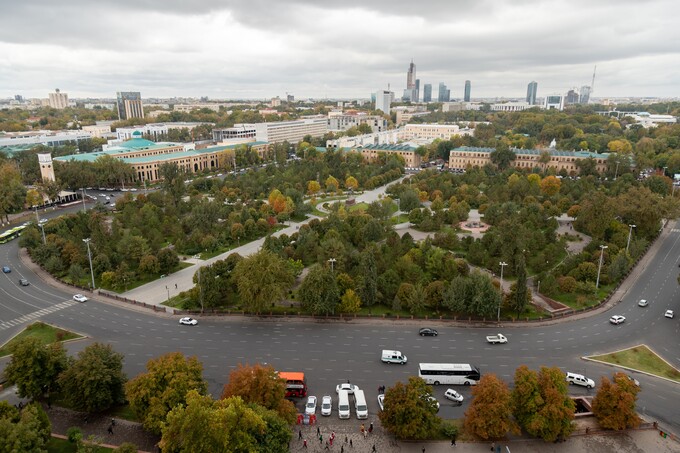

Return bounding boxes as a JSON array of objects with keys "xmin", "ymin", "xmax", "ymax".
[
  {"xmin": 486, "ymin": 333, "xmax": 508, "ymax": 344},
  {"xmin": 566, "ymin": 372, "xmax": 595, "ymax": 388},
  {"xmin": 179, "ymin": 317, "xmax": 198, "ymax": 326},
  {"xmin": 665, "ymin": 310, "xmax": 674, "ymax": 319},
  {"xmin": 19, "ymin": 278, "xmax": 29, "ymax": 286},
  {"xmin": 381, "ymin": 349, "xmax": 407, "ymax": 364},
  {"xmin": 419, "ymin": 327, "xmax": 438, "ymax": 337},
  {"xmin": 73, "ymin": 294, "xmax": 88, "ymax": 302},
  {"xmin": 638, "ymin": 299, "xmax": 648, "ymax": 307},
  {"xmin": 377, "ymin": 394, "xmax": 384, "ymax": 411},
  {"xmin": 304, "ymin": 395, "xmax": 317, "ymax": 415},
  {"xmin": 321, "ymin": 395, "xmax": 332, "ymax": 416},
  {"xmin": 335, "ymin": 383, "xmax": 358, "ymax": 395},
  {"xmin": 2, "ymin": 266, "xmax": 10, "ymax": 273},
  {"xmin": 444, "ymin": 388, "xmax": 464, "ymax": 405},
  {"xmin": 609, "ymin": 315, "xmax": 626, "ymax": 325}
]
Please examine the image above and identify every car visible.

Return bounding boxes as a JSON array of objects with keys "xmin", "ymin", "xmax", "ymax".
[
  {"xmin": 609, "ymin": 315, "xmax": 626, "ymax": 325},
  {"xmin": 38, "ymin": 218, "xmax": 48, "ymax": 225},
  {"xmin": 321, "ymin": 395, "xmax": 332, "ymax": 416},
  {"xmin": 2, "ymin": 266, "xmax": 10, "ymax": 273},
  {"xmin": 73, "ymin": 294, "xmax": 88, "ymax": 302},
  {"xmin": 377, "ymin": 394, "xmax": 384, "ymax": 411},
  {"xmin": 99, "ymin": 193, "xmax": 106, "ymax": 197},
  {"xmin": 19, "ymin": 278, "xmax": 29, "ymax": 286},
  {"xmin": 444, "ymin": 388, "xmax": 464, "ymax": 405},
  {"xmin": 335, "ymin": 383, "xmax": 358, "ymax": 395},
  {"xmin": 179, "ymin": 317, "xmax": 198, "ymax": 326},
  {"xmin": 419, "ymin": 327, "xmax": 438, "ymax": 337},
  {"xmin": 566, "ymin": 372, "xmax": 595, "ymax": 389},
  {"xmin": 130, "ymin": 188, "xmax": 138, "ymax": 192},
  {"xmin": 638, "ymin": 299, "xmax": 648, "ymax": 307},
  {"xmin": 625, "ymin": 374, "xmax": 640, "ymax": 387},
  {"xmin": 665, "ymin": 310, "xmax": 674, "ymax": 319},
  {"xmin": 304, "ymin": 396, "xmax": 317, "ymax": 415}
]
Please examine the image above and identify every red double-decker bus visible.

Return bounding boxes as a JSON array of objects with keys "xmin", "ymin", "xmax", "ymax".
[{"xmin": 279, "ymin": 371, "xmax": 307, "ymax": 398}]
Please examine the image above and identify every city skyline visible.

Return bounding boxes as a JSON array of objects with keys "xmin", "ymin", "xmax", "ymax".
[{"xmin": 2, "ymin": 0, "xmax": 679, "ymax": 100}]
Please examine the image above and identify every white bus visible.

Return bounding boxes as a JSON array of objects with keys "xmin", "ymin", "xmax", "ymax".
[{"xmin": 418, "ymin": 363, "xmax": 481, "ymax": 386}]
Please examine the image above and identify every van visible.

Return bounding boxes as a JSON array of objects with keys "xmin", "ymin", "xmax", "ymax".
[
  {"xmin": 565, "ymin": 372, "xmax": 595, "ymax": 388},
  {"xmin": 354, "ymin": 389, "xmax": 368, "ymax": 420},
  {"xmin": 337, "ymin": 389, "xmax": 350, "ymax": 419},
  {"xmin": 381, "ymin": 350, "xmax": 407, "ymax": 364}
]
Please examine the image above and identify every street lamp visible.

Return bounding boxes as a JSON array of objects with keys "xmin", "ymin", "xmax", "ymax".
[
  {"xmin": 595, "ymin": 245, "xmax": 608, "ymax": 289},
  {"xmin": 626, "ymin": 224, "xmax": 636, "ymax": 254},
  {"xmin": 328, "ymin": 258, "xmax": 337, "ymax": 272},
  {"xmin": 38, "ymin": 223, "xmax": 46, "ymax": 245},
  {"xmin": 83, "ymin": 238, "xmax": 96, "ymax": 290},
  {"xmin": 81, "ymin": 188, "xmax": 87, "ymax": 213},
  {"xmin": 498, "ymin": 262, "xmax": 508, "ymax": 322},
  {"xmin": 33, "ymin": 205, "xmax": 40, "ymax": 224},
  {"xmin": 165, "ymin": 285, "xmax": 170, "ymax": 302}
]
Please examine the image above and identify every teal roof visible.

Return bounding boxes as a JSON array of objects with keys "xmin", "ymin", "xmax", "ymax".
[
  {"xmin": 358, "ymin": 144, "xmax": 417, "ymax": 152},
  {"xmin": 117, "ymin": 137, "xmax": 158, "ymax": 149},
  {"xmin": 452, "ymin": 146, "xmax": 609, "ymax": 159}
]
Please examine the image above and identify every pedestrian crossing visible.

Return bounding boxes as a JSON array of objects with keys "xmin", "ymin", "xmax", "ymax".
[{"xmin": 0, "ymin": 300, "xmax": 78, "ymax": 331}]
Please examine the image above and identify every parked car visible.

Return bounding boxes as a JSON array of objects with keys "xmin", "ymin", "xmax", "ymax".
[
  {"xmin": 321, "ymin": 395, "xmax": 332, "ymax": 416},
  {"xmin": 419, "ymin": 327, "xmax": 438, "ymax": 337},
  {"xmin": 444, "ymin": 388, "xmax": 464, "ymax": 405},
  {"xmin": 565, "ymin": 372, "xmax": 595, "ymax": 388},
  {"xmin": 665, "ymin": 310, "xmax": 674, "ymax": 319},
  {"xmin": 19, "ymin": 278, "xmax": 29, "ymax": 286},
  {"xmin": 304, "ymin": 396, "xmax": 317, "ymax": 415},
  {"xmin": 335, "ymin": 383, "xmax": 358, "ymax": 395},
  {"xmin": 2, "ymin": 266, "xmax": 10, "ymax": 273},
  {"xmin": 638, "ymin": 299, "xmax": 648, "ymax": 307},
  {"xmin": 486, "ymin": 333, "xmax": 508, "ymax": 344},
  {"xmin": 179, "ymin": 317, "xmax": 198, "ymax": 326},
  {"xmin": 609, "ymin": 315, "xmax": 626, "ymax": 325},
  {"xmin": 73, "ymin": 294, "xmax": 88, "ymax": 302}
]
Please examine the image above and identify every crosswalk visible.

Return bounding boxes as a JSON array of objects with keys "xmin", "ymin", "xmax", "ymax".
[{"xmin": 0, "ymin": 300, "xmax": 78, "ymax": 331}]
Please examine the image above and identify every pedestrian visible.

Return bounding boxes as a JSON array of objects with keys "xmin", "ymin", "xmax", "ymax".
[
  {"xmin": 360, "ymin": 424, "xmax": 365, "ymax": 434},
  {"xmin": 107, "ymin": 425, "xmax": 113, "ymax": 435},
  {"xmin": 330, "ymin": 436, "xmax": 333, "ymax": 446},
  {"xmin": 317, "ymin": 426, "xmax": 320, "ymax": 436},
  {"xmin": 331, "ymin": 431, "xmax": 335, "ymax": 441},
  {"xmin": 372, "ymin": 444, "xmax": 376, "ymax": 452},
  {"xmin": 350, "ymin": 439, "xmax": 353, "ymax": 448},
  {"xmin": 325, "ymin": 441, "xmax": 330, "ymax": 450},
  {"xmin": 422, "ymin": 447, "xmax": 425, "ymax": 453},
  {"xmin": 111, "ymin": 418, "xmax": 116, "ymax": 426},
  {"xmin": 369, "ymin": 422, "xmax": 373, "ymax": 433},
  {"xmin": 345, "ymin": 435, "xmax": 348, "ymax": 444},
  {"xmin": 303, "ymin": 439, "xmax": 308, "ymax": 449},
  {"xmin": 363, "ymin": 430, "xmax": 367, "ymax": 439},
  {"xmin": 299, "ymin": 429, "xmax": 302, "ymax": 440},
  {"xmin": 451, "ymin": 436, "xmax": 456, "ymax": 446},
  {"xmin": 491, "ymin": 442, "xmax": 495, "ymax": 451},
  {"xmin": 320, "ymin": 434, "xmax": 323, "ymax": 445},
  {"xmin": 175, "ymin": 283, "xmax": 178, "ymax": 289},
  {"xmin": 341, "ymin": 446, "xmax": 344, "ymax": 453}
]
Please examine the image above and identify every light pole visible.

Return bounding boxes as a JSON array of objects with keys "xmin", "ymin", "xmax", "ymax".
[
  {"xmin": 81, "ymin": 188, "xmax": 87, "ymax": 213},
  {"xmin": 614, "ymin": 161, "xmax": 620, "ymax": 180},
  {"xmin": 595, "ymin": 245, "xmax": 608, "ymax": 289},
  {"xmin": 38, "ymin": 223, "xmax": 46, "ymax": 245},
  {"xmin": 498, "ymin": 262, "xmax": 508, "ymax": 322},
  {"xmin": 83, "ymin": 238, "xmax": 96, "ymax": 290},
  {"xmin": 626, "ymin": 224, "xmax": 636, "ymax": 254},
  {"xmin": 33, "ymin": 205, "xmax": 40, "ymax": 224},
  {"xmin": 663, "ymin": 166, "xmax": 668, "ymax": 176},
  {"xmin": 165, "ymin": 285, "xmax": 170, "ymax": 302},
  {"xmin": 328, "ymin": 258, "xmax": 337, "ymax": 272}
]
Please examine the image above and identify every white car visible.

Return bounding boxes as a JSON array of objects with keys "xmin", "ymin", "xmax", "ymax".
[
  {"xmin": 609, "ymin": 315, "xmax": 626, "ymax": 325},
  {"xmin": 566, "ymin": 372, "xmax": 595, "ymax": 389},
  {"xmin": 321, "ymin": 395, "xmax": 332, "ymax": 416},
  {"xmin": 638, "ymin": 299, "xmax": 648, "ymax": 307},
  {"xmin": 304, "ymin": 396, "xmax": 317, "ymax": 415},
  {"xmin": 335, "ymin": 383, "xmax": 358, "ymax": 395},
  {"xmin": 444, "ymin": 388, "xmax": 464, "ymax": 405},
  {"xmin": 665, "ymin": 310, "xmax": 674, "ymax": 319},
  {"xmin": 179, "ymin": 317, "xmax": 198, "ymax": 326},
  {"xmin": 73, "ymin": 294, "xmax": 88, "ymax": 303},
  {"xmin": 377, "ymin": 394, "xmax": 384, "ymax": 411}
]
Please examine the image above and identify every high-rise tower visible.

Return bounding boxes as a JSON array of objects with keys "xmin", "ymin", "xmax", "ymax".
[
  {"xmin": 407, "ymin": 60, "xmax": 416, "ymax": 90},
  {"xmin": 423, "ymin": 84, "xmax": 432, "ymax": 102},
  {"xmin": 116, "ymin": 92, "xmax": 144, "ymax": 120},
  {"xmin": 526, "ymin": 81, "xmax": 538, "ymax": 105},
  {"xmin": 464, "ymin": 80, "xmax": 471, "ymax": 102}
]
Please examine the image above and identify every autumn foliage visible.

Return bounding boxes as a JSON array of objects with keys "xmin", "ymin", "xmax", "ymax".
[
  {"xmin": 592, "ymin": 372, "xmax": 641, "ymax": 430},
  {"xmin": 464, "ymin": 374, "xmax": 518, "ymax": 440}
]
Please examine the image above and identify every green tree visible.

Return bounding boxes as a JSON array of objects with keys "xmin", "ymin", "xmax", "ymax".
[
  {"xmin": 0, "ymin": 162, "xmax": 27, "ymax": 223},
  {"xmin": 464, "ymin": 374, "xmax": 517, "ymax": 440},
  {"xmin": 125, "ymin": 352, "xmax": 208, "ymax": 435},
  {"xmin": 338, "ymin": 289, "xmax": 362, "ymax": 313},
  {"xmin": 298, "ymin": 264, "xmax": 340, "ymax": 315},
  {"xmin": 158, "ymin": 162, "xmax": 186, "ymax": 204},
  {"xmin": 378, "ymin": 377, "xmax": 440, "ymax": 439},
  {"xmin": 407, "ymin": 283, "xmax": 427, "ymax": 314},
  {"xmin": 232, "ymin": 250, "xmax": 294, "ymax": 312},
  {"xmin": 58, "ymin": 343, "xmax": 127, "ymax": 413},
  {"xmin": 3, "ymin": 337, "xmax": 67, "ymax": 400},
  {"xmin": 0, "ymin": 402, "xmax": 51, "ymax": 453},
  {"xmin": 592, "ymin": 372, "xmax": 641, "ymax": 430},
  {"xmin": 507, "ymin": 254, "xmax": 529, "ymax": 316},
  {"xmin": 511, "ymin": 365, "xmax": 543, "ymax": 431},
  {"xmin": 157, "ymin": 248, "xmax": 179, "ymax": 274},
  {"xmin": 356, "ymin": 249, "xmax": 378, "ymax": 307},
  {"xmin": 490, "ymin": 143, "xmax": 516, "ymax": 170}
]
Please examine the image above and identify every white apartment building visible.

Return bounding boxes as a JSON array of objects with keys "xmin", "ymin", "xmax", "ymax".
[
  {"xmin": 0, "ymin": 130, "xmax": 93, "ymax": 148},
  {"xmin": 375, "ymin": 90, "xmax": 392, "ymax": 114},
  {"xmin": 48, "ymin": 89, "xmax": 69, "ymax": 109},
  {"xmin": 398, "ymin": 123, "xmax": 469, "ymax": 141},
  {"xmin": 326, "ymin": 130, "xmax": 399, "ymax": 149},
  {"xmin": 491, "ymin": 101, "xmax": 532, "ymax": 112},
  {"xmin": 116, "ymin": 122, "xmax": 211, "ymax": 141},
  {"xmin": 174, "ymin": 104, "xmax": 222, "ymax": 112},
  {"xmin": 81, "ymin": 122, "xmax": 114, "ymax": 138},
  {"xmin": 630, "ymin": 112, "xmax": 677, "ymax": 127},
  {"xmin": 327, "ymin": 113, "xmax": 387, "ymax": 133},
  {"xmin": 213, "ymin": 118, "xmax": 328, "ymax": 144}
]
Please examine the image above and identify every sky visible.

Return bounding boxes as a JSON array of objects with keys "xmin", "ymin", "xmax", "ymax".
[{"xmin": 1, "ymin": 0, "xmax": 679, "ymax": 101}]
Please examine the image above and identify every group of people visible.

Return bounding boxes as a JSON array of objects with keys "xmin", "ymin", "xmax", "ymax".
[{"xmin": 299, "ymin": 424, "xmax": 376, "ymax": 450}]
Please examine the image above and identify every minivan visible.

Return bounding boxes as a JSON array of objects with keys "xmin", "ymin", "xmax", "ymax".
[
  {"xmin": 354, "ymin": 389, "xmax": 368, "ymax": 420},
  {"xmin": 381, "ymin": 349, "xmax": 407, "ymax": 364},
  {"xmin": 337, "ymin": 389, "xmax": 350, "ymax": 419}
]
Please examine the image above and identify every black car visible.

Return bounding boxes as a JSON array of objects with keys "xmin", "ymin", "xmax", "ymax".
[{"xmin": 419, "ymin": 327, "xmax": 438, "ymax": 336}]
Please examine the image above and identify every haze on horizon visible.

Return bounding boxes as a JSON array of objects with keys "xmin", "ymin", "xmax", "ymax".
[{"xmin": 2, "ymin": 0, "xmax": 679, "ymax": 100}]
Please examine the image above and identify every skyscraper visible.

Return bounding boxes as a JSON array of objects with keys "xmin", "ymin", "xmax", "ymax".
[
  {"xmin": 375, "ymin": 89, "xmax": 393, "ymax": 114},
  {"xmin": 464, "ymin": 80, "xmax": 471, "ymax": 102},
  {"xmin": 406, "ymin": 60, "xmax": 416, "ymax": 91},
  {"xmin": 423, "ymin": 84, "xmax": 432, "ymax": 102},
  {"xmin": 579, "ymin": 86, "xmax": 591, "ymax": 104},
  {"xmin": 116, "ymin": 91, "xmax": 144, "ymax": 120},
  {"xmin": 415, "ymin": 79, "xmax": 420, "ymax": 103},
  {"xmin": 438, "ymin": 83, "xmax": 450, "ymax": 102},
  {"xmin": 526, "ymin": 81, "xmax": 538, "ymax": 105},
  {"xmin": 48, "ymin": 89, "xmax": 68, "ymax": 109}
]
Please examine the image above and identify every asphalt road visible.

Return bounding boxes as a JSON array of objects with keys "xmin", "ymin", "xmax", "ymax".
[{"xmin": 1, "ymin": 204, "xmax": 679, "ymax": 433}]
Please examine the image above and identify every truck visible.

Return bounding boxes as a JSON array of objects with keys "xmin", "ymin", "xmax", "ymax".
[
  {"xmin": 486, "ymin": 333, "xmax": 507, "ymax": 344},
  {"xmin": 279, "ymin": 371, "xmax": 307, "ymax": 398},
  {"xmin": 381, "ymin": 350, "xmax": 407, "ymax": 364}
]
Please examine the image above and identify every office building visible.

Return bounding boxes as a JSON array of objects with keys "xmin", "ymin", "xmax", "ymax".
[
  {"xmin": 415, "ymin": 79, "xmax": 420, "ymax": 103},
  {"xmin": 579, "ymin": 86, "xmax": 591, "ymax": 104},
  {"xmin": 213, "ymin": 118, "xmax": 328, "ymax": 144},
  {"xmin": 464, "ymin": 80, "xmax": 471, "ymax": 102},
  {"xmin": 48, "ymin": 89, "xmax": 68, "ymax": 109},
  {"xmin": 423, "ymin": 84, "xmax": 432, "ymax": 102},
  {"xmin": 566, "ymin": 89, "xmax": 579, "ymax": 106},
  {"xmin": 350, "ymin": 143, "xmax": 422, "ymax": 169},
  {"xmin": 526, "ymin": 81, "xmax": 538, "ymax": 105},
  {"xmin": 399, "ymin": 123, "xmax": 469, "ymax": 141},
  {"xmin": 328, "ymin": 113, "xmax": 387, "ymax": 133},
  {"xmin": 491, "ymin": 102, "xmax": 531, "ymax": 112},
  {"xmin": 116, "ymin": 122, "xmax": 211, "ymax": 141},
  {"xmin": 116, "ymin": 92, "xmax": 144, "ymax": 120},
  {"xmin": 406, "ymin": 60, "xmax": 416, "ymax": 92},
  {"xmin": 375, "ymin": 90, "xmax": 392, "ymax": 114},
  {"xmin": 438, "ymin": 83, "xmax": 450, "ymax": 102},
  {"xmin": 544, "ymin": 94, "xmax": 565, "ymax": 111}
]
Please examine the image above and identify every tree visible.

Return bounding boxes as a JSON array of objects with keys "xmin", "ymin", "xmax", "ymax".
[
  {"xmin": 58, "ymin": 343, "xmax": 127, "ymax": 413},
  {"xmin": 306, "ymin": 180, "xmax": 321, "ymax": 196},
  {"xmin": 338, "ymin": 289, "xmax": 362, "ymax": 313},
  {"xmin": 220, "ymin": 363, "xmax": 296, "ymax": 423},
  {"xmin": 345, "ymin": 175, "xmax": 359, "ymax": 191},
  {"xmin": 298, "ymin": 264, "xmax": 340, "ymax": 315},
  {"xmin": 378, "ymin": 377, "xmax": 440, "ymax": 439},
  {"xmin": 592, "ymin": 372, "xmax": 641, "ymax": 430},
  {"xmin": 464, "ymin": 374, "xmax": 517, "ymax": 440},
  {"xmin": 399, "ymin": 189, "xmax": 421, "ymax": 212},
  {"xmin": 0, "ymin": 162, "xmax": 26, "ymax": 223},
  {"xmin": 511, "ymin": 365, "xmax": 543, "ymax": 430},
  {"xmin": 0, "ymin": 402, "xmax": 51, "ymax": 453},
  {"xmin": 325, "ymin": 175, "xmax": 339, "ymax": 193},
  {"xmin": 356, "ymin": 249, "xmax": 378, "ymax": 307},
  {"xmin": 507, "ymin": 254, "xmax": 529, "ymax": 316},
  {"xmin": 232, "ymin": 250, "xmax": 294, "ymax": 312},
  {"xmin": 158, "ymin": 162, "xmax": 186, "ymax": 203},
  {"xmin": 540, "ymin": 175, "xmax": 561, "ymax": 197},
  {"xmin": 157, "ymin": 248, "xmax": 179, "ymax": 274},
  {"xmin": 3, "ymin": 337, "xmax": 67, "ymax": 400},
  {"xmin": 125, "ymin": 352, "xmax": 208, "ymax": 435},
  {"xmin": 490, "ymin": 143, "xmax": 516, "ymax": 170}
]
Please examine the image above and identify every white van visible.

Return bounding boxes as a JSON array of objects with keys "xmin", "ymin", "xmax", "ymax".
[
  {"xmin": 354, "ymin": 389, "xmax": 368, "ymax": 420},
  {"xmin": 381, "ymin": 350, "xmax": 407, "ymax": 364},
  {"xmin": 337, "ymin": 389, "xmax": 350, "ymax": 419}
]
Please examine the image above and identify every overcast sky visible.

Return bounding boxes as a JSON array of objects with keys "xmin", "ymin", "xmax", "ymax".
[{"xmin": 2, "ymin": 0, "xmax": 679, "ymax": 100}]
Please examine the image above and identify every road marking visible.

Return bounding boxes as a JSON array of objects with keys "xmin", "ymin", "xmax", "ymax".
[{"xmin": 0, "ymin": 300, "xmax": 78, "ymax": 331}]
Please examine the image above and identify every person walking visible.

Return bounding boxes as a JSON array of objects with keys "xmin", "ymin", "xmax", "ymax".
[
  {"xmin": 350, "ymin": 439, "xmax": 353, "ymax": 448},
  {"xmin": 360, "ymin": 424, "xmax": 365, "ymax": 435},
  {"xmin": 317, "ymin": 426, "xmax": 320, "ymax": 436},
  {"xmin": 341, "ymin": 446, "xmax": 344, "ymax": 453},
  {"xmin": 372, "ymin": 444, "xmax": 376, "ymax": 452},
  {"xmin": 107, "ymin": 425, "xmax": 114, "ymax": 435},
  {"xmin": 451, "ymin": 435, "xmax": 457, "ymax": 446},
  {"xmin": 368, "ymin": 422, "xmax": 373, "ymax": 434},
  {"xmin": 422, "ymin": 447, "xmax": 425, "ymax": 453},
  {"xmin": 299, "ymin": 429, "xmax": 302, "ymax": 440},
  {"xmin": 303, "ymin": 439, "xmax": 308, "ymax": 449}
]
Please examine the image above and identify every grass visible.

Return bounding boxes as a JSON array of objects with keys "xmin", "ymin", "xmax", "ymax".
[
  {"xmin": 0, "ymin": 322, "xmax": 82, "ymax": 357},
  {"xmin": 348, "ymin": 202, "xmax": 369, "ymax": 212},
  {"xmin": 551, "ymin": 284, "xmax": 614, "ymax": 310},
  {"xmin": 47, "ymin": 437, "xmax": 113, "ymax": 453},
  {"xmin": 588, "ymin": 345, "xmax": 680, "ymax": 383},
  {"xmin": 106, "ymin": 404, "xmax": 139, "ymax": 422}
]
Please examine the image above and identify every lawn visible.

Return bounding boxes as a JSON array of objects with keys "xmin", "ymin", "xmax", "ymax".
[
  {"xmin": 588, "ymin": 345, "xmax": 680, "ymax": 383},
  {"xmin": 47, "ymin": 437, "xmax": 113, "ymax": 452},
  {"xmin": 0, "ymin": 322, "xmax": 82, "ymax": 357}
]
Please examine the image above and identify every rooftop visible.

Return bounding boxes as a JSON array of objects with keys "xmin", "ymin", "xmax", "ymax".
[{"xmin": 452, "ymin": 146, "xmax": 608, "ymax": 159}]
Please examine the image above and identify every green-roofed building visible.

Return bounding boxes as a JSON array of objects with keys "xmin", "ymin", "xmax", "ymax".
[{"xmin": 347, "ymin": 143, "xmax": 421, "ymax": 168}]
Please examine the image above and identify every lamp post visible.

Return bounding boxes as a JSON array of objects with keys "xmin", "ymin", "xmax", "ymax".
[
  {"xmin": 83, "ymin": 238, "xmax": 96, "ymax": 290},
  {"xmin": 663, "ymin": 166, "xmax": 668, "ymax": 176},
  {"xmin": 537, "ymin": 280, "xmax": 541, "ymax": 295},
  {"xmin": 165, "ymin": 285, "xmax": 170, "ymax": 302},
  {"xmin": 38, "ymin": 223, "xmax": 46, "ymax": 245},
  {"xmin": 595, "ymin": 245, "xmax": 608, "ymax": 289},
  {"xmin": 498, "ymin": 262, "xmax": 508, "ymax": 322},
  {"xmin": 328, "ymin": 258, "xmax": 337, "ymax": 272},
  {"xmin": 81, "ymin": 188, "xmax": 87, "ymax": 213},
  {"xmin": 626, "ymin": 224, "xmax": 636, "ymax": 254},
  {"xmin": 33, "ymin": 205, "xmax": 40, "ymax": 224}
]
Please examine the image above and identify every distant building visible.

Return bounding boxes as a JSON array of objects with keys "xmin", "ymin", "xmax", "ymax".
[
  {"xmin": 630, "ymin": 112, "xmax": 677, "ymax": 127},
  {"xmin": 406, "ymin": 60, "xmax": 416, "ymax": 92},
  {"xmin": 38, "ymin": 153, "xmax": 56, "ymax": 182},
  {"xmin": 271, "ymin": 97, "xmax": 282, "ymax": 107},
  {"xmin": 399, "ymin": 123, "xmax": 469, "ymax": 141},
  {"xmin": 544, "ymin": 94, "xmax": 565, "ymax": 111},
  {"xmin": 174, "ymin": 104, "xmax": 223, "ymax": 113},
  {"xmin": 0, "ymin": 130, "xmax": 92, "ymax": 149},
  {"xmin": 81, "ymin": 122, "xmax": 114, "ymax": 138},
  {"xmin": 526, "ymin": 81, "xmax": 538, "ymax": 105},
  {"xmin": 375, "ymin": 90, "xmax": 392, "ymax": 114},
  {"xmin": 442, "ymin": 102, "xmax": 467, "ymax": 112},
  {"xmin": 48, "ymin": 89, "xmax": 68, "ymax": 109},
  {"xmin": 414, "ymin": 79, "xmax": 420, "ymax": 103},
  {"xmin": 327, "ymin": 113, "xmax": 387, "ymax": 133},
  {"xmin": 438, "ymin": 83, "xmax": 450, "ymax": 102},
  {"xmin": 565, "ymin": 89, "xmax": 579, "ymax": 105},
  {"xmin": 579, "ymin": 86, "xmax": 591, "ymax": 104},
  {"xmin": 116, "ymin": 92, "xmax": 144, "ymax": 120},
  {"xmin": 464, "ymin": 80, "xmax": 471, "ymax": 102},
  {"xmin": 115, "ymin": 122, "xmax": 210, "ymax": 141},
  {"xmin": 351, "ymin": 143, "xmax": 422, "ymax": 169},
  {"xmin": 491, "ymin": 101, "xmax": 531, "ymax": 112},
  {"xmin": 423, "ymin": 84, "xmax": 432, "ymax": 102},
  {"xmin": 394, "ymin": 107, "xmax": 429, "ymax": 125},
  {"xmin": 326, "ymin": 130, "xmax": 399, "ymax": 149},
  {"xmin": 287, "ymin": 94, "xmax": 295, "ymax": 103},
  {"xmin": 213, "ymin": 118, "xmax": 328, "ymax": 144}
]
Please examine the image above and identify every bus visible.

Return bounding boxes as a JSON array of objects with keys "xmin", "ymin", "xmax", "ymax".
[
  {"xmin": 0, "ymin": 225, "xmax": 26, "ymax": 244},
  {"xmin": 418, "ymin": 363, "xmax": 481, "ymax": 386},
  {"xmin": 279, "ymin": 371, "xmax": 307, "ymax": 398}
]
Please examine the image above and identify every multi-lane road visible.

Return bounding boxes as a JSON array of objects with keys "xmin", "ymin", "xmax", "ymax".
[{"xmin": 1, "ymin": 210, "xmax": 679, "ymax": 432}]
